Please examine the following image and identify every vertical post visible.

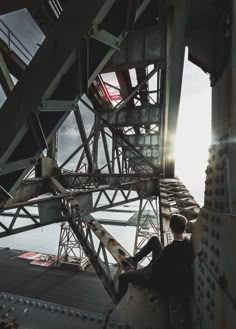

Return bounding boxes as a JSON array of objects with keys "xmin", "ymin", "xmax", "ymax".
[
  {"xmin": 74, "ymin": 106, "xmax": 93, "ymax": 173},
  {"xmin": 93, "ymin": 113, "xmax": 100, "ymax": 171}
]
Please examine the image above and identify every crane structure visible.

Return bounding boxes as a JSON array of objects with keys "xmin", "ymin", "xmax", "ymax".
[{"xmin": 0, "ymin": 0, "xmax": 235, "ymax": 328}]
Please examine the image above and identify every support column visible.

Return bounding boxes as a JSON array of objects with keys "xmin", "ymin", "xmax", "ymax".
[
  {"xmin": 133, "ymin": 197, "xmax": 159, "ymax": 266},
  {"xmin": 193, "ymin": 3, "xmax": 236, "ymax": 328},
  {"xmin": 0, "ymin": 51, "xmax": 14, "ymax": 96},
  {"xmin": 56, "ymin": 222, "xmax": 89, "ymax": 270}
]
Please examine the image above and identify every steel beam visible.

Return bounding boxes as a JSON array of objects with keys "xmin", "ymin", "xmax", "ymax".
[
  {"xmin": 104, "ymin": 104, "xmax": 160, "ymax": 127},
  {"xmin": 80, "ymin": 98, "xmax": 157, "ymax": 172},
  {"xmin": 162, "ymin": 0, "xmax": 188, "ymax": 177},
  {"xmin": 159, "ymin": 178, "xmax": 199, "ymax": 246},
  {"xmin": 0, "ymin": 0, "xmax": 45, "ymax": 15},
  {"xmin": 0, "ymin": 157, "xmax": 36, "ymax": 176},
  {"xmin": 0, "ymin": 0, "xmax": 110, "ymax": 203},
  {"xmin": 50, "ymin": 177, "xmax": 132, "ymax": 301},
  {"xmin": 0, "ymin": 38, "xmax": 26, "ymax": 80},
  {"xmin": 0, "ymin": 51, "xmax": 14, "ymax": 96},
  {"xmin": 3, "ymin": 178, "xmax": 48, "ymax": 209},
  {"xmin": 111, "ymin": 66, "xmax": 159, "ymax": 116},
  {"xmin": 0, "ymin": 0, "xmax": 106, "ymax": 163},
  {"xmin": 74, "ymin": 107, "xmax": 93, "ymax": 173},
  {"xmin": 101, "ymin": 128, "xmax": 112, "ymax": 173}
]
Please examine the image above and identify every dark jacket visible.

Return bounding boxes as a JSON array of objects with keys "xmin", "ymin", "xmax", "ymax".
[{"xmin": 148, "ymin": 238, "xmax": 194, "ymax": 296}]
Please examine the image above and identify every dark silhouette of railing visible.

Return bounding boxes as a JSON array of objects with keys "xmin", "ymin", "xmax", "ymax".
[{"xmin": 0, "ymin": 19, "xmax": 33, "ymax": 63}]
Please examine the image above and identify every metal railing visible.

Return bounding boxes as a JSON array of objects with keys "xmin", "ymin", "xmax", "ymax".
[
  {"xmin": 48, "ymin": 0, "xmax": 63, "ymax": 18},
  {"xmin": 0, "ymin": 19, "xmax": 33, "ymax": 64}
]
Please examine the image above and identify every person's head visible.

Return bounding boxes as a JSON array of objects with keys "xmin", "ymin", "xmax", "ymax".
[{"xmin": 169, "ymin": 214, "xmax": 187, "ymax": 234}]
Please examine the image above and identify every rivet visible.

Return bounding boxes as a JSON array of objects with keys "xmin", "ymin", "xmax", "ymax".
[
  {"xmin": 76, "ymin": 312, "xmax": 81, "ymax": 317},
  {"xmin": 82, "ymin": 313, "xmax": 88, "ymax": 319},
  {"xmin": 210, "ymin": 299, "xmax": 215, "ymax": 307}
]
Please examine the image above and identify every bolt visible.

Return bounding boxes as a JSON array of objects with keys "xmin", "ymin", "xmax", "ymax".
[{"xmin": 214, "ymin": 264, "xmax": 219, "ymax": 274}]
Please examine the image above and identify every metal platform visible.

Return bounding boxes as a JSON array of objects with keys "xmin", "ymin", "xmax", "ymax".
[{"xmin": 0, "ymin": 248, "xmax": 112, "ymax": 314}]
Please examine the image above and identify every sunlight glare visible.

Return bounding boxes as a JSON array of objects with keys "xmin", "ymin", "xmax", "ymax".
[{"xmin": 175, "ymin": 52, "xmax": 211, "ymax": 205}]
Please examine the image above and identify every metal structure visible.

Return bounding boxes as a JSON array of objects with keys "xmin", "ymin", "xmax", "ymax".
[
  {"xmin": 133, "ymin": 197, "xmax": 159, "ymax": 266},
  {"xmin": 56, "ymin": 222, "xmax": 90, "ymax": 269},
  {"xmin": 0, "ymin": 0, "xmax": 235, "ymax": 328}
]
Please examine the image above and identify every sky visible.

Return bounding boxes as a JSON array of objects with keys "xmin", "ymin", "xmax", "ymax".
[
  {"xmin": 0, "ymin": 8, "xmax": 212, "ymax": 205},
  {"xmin": 175, "ymin": 53, "xmax": 211, "ymax": 204}
]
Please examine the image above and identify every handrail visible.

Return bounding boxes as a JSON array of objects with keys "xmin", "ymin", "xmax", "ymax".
[
  {"xmin": 48, "ymin": 0, "xmax": 63, "ymax": 18},
  {"xmin": 0, "ymin": 19, "xmax": 33, "ymax": 63}
]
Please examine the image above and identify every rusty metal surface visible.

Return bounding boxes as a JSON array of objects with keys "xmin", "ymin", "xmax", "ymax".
[
  {"xmin": 0, "ymin": 292, "xmax": 106, "ymax": 329},
  {"xmin": 159, "ymin": 178, "xmax": 200, "ymax": 245},
  {"xmin": 107, "ymin": 285, "xmax": 170, "ymax": 329}
]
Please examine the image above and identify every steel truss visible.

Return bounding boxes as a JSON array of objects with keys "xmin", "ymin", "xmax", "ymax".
[
  {"xmin": 0, "ymin": 0, "xmax": 167, "ymax": 307},
  {"xmin": 159, "ymin": 178, "xmax": 200, "ymax": 246},
  {"xmin": 133, "ymin": 197, "xmax": 159, "ymax": 265},
  {"xmin": 52, "ymin": 177, "xmax": 134, "ymax": 301},
  {"xmin": 56, "ymin": 222, "xmax": 89, "ymax": 270},
  {"xmin": 0, "ymin": 175, "xmax": 157, "ymax": 238}
]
